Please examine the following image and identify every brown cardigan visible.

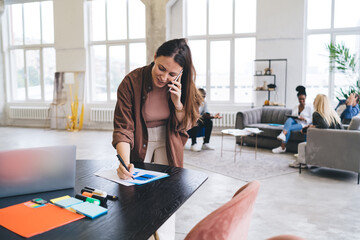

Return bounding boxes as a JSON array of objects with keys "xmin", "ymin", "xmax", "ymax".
[{"xmin": 112, "ymin": 63, "xmax": 190, "ymax": 167}]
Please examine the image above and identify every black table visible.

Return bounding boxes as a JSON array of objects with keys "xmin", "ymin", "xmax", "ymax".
[{"xmin": 0, "ymin": 160, "xmax": 208, "ymax": 240}]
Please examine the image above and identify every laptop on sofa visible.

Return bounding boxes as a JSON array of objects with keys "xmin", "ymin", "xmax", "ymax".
[{"xmin": 0, "ymin": 145, "xmax": 76, "ymax": 198}]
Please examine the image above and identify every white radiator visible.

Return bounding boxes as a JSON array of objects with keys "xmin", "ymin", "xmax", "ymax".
[
  {"xmin": 89, "ymin": 108, "xmax": 236, "ymax": 127},
  {"xmin": 9, "ymin": 106, "xmax": 50, "ymax": 120},
  {"xmin": 90, "ymin": 107, "xmax": 114, "ymax": 122},
  {"xmin": 213, "ymin": 112, "xmax": 237, "ymax": 128}
]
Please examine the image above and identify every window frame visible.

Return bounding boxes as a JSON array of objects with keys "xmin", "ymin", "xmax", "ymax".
[
  {"xmin": 87, "ymin": 0, "xmax": 146, "ymax": 103},
  {"xmin": 5, "ymin": 1, "xmax": 55, "ymax": 103},
  {"xmin": 304, "ymin": 0, "xmax": 360, "ymax": 103},
  {"xmin": 184, "ymin": 0, "xmax": 256, "ymax": 105}
]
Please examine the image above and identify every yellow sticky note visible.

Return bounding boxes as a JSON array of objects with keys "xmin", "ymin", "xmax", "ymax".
[{"xmin": 50, "ymin": 195, "xmax": 71, "ymax": 203}]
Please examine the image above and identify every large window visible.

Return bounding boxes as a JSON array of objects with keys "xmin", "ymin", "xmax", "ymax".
[
  {"xmin": 7, "ymin": 1, "xmax": 55, "ymax": 102},
  {"xmin": 186, "ymin": 0, "xmax": 256, "ymax": 104},
  {"xmin": 87, "ymin": 0, "xmax": 146, "ymax": 102},
  {"xmin": 305, "ymin": 0, "xmax": 360, "ymax": 103}
]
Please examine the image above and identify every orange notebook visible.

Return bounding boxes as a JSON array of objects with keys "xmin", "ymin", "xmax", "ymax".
[{"xmin": 0, "ymin": 201, "xmax": 85, "ymax": 238}]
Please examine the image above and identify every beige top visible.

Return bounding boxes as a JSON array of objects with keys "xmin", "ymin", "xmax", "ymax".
[{"xmin": 143, "ymin": 85, "xmax": 170, "ymax": 128}]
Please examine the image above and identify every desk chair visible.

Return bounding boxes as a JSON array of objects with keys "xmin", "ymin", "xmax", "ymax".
[{"xmin": 185, "ymin": 181, "xmax": 260, "ymax": 240}]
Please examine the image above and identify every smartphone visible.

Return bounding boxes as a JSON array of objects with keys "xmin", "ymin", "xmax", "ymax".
[{"xmin": 168, "ymin": 69, "xmax": 183, "ymax": 92}]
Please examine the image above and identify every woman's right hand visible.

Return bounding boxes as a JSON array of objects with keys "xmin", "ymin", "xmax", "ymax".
[{"xmin": 116, "ymin": 162, "xmax": 135, "ymax": 180}]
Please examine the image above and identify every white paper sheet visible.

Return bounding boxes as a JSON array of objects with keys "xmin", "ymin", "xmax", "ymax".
[{"xmin": 94, "ymin": 166, "xmax": 169, "ymax": 186}]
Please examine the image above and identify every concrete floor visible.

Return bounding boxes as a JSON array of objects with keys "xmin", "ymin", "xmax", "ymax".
[{"xmin": 1, "ymin": 127, "xmax": 359, "ymax": 240}]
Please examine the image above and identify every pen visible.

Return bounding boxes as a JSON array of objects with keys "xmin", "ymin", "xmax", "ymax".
[
  {"xmin": 81, "ymin": 190, "xmax": 108, "ymax": 203},
  {"xmin": 116, "ymin": 154, "xmax": 135, "ymax": 180},
  {"xmin": 168, "ymin": 69, "xmax": 183, "ymax": 92},
  {"xmin": 84, "ymin": 186, "xmax": 118, "ymax": 201},
  {"xmin": 84, "ymin": 186, "xmax": 107, "ymax": 197}
]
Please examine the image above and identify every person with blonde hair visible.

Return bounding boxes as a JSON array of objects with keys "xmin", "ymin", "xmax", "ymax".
[
  {"xmin": 289, "ymin": 94, "xmax": 342, "ymax": 168},
  {"xmin": 312, "ymin": 94, "xmax": 342, "ymax": 129}
]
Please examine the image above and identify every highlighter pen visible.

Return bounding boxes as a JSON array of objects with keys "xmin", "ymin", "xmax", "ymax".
[
  {"xmin": 116, "ymin": 154, "xmax": 134, "ymax": 180},
  {"xmin": 84, "ymin": 186, "xmax": 107, "ymax": 197},
  {"xmin": 75, "ymin": 194, "xmax": 100, "ymax": 205},
  {"xmin": 168, "ymin": 69, "xmax": 183, "ymax": 92},
  {"xmin": 81, "ymin": 190, "xmax": 108, "ymax": 203}
]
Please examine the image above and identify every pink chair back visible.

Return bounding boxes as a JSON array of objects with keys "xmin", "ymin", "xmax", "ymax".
[{"xmin": 185, "ymin": 181, "xmax": 260, "ymax": 240}]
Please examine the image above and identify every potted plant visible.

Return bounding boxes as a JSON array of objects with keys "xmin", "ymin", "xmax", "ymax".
[{"xmin": 326, "ymin": 42, "xmax": 360, "ymax": 101}]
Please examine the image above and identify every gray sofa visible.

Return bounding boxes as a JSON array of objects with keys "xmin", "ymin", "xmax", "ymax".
[{"xmin": 235, "ymin": 107, "xmax": 306, "ymax": 153}]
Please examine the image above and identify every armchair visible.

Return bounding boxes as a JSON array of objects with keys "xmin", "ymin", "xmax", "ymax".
[
  {"xmin": 304, "ymin": 127, "xmax": 360, "ymax": 183},
  {"xmin": 297, "ymin": 117, "xmax": 360, "ymax": 182}
]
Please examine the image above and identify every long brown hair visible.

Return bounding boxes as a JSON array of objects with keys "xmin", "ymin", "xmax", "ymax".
[{"xmin": 156, "ymin": 38, "xmax": 203, "ymax": 127}]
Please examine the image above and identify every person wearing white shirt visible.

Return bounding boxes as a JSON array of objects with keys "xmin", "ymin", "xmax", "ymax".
[{"xmin": 272, "ymin": 86, "xmax": 313, "ymax": 153}]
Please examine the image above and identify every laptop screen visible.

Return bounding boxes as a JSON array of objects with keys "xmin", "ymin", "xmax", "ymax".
[{"xmin": 0, "ymin": 145, "xmax": 76, "ymax": 198}]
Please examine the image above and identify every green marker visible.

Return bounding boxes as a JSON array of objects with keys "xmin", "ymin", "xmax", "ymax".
[{"xmin": 75, "ymin": 194, "xmax": 100, "ymax": 205}]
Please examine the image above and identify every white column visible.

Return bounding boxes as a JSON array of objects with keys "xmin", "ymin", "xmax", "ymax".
[
  {"xmin": 142, "ymin": 0, "xmax": 169, "ymax": 63},
  {"xmin": 53, "ymin": 0, "xmax": 86, "ymax": 72}
]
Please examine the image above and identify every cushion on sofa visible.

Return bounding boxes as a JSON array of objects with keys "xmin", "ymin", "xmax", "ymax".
[
  {"xmin": 261, "ymin": 107, "xmax": 291, "ymax": 124},
  {"xmin": 348, "ymin": 117, "xmax": 360, "ymax": 130}
]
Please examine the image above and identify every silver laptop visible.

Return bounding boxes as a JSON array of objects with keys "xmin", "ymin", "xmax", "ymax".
[{"xmin": 0, "ymin": 145, "xmax": 76, "ymax": 198}]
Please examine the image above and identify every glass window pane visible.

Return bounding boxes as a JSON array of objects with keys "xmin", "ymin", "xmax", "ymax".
[
  {"xmin": 109, "ymin": 45, "xmax": 126, "ymax": 100},
  {"xmin": 189, "ymin": 40, "xmax": 207, "ymax": 89},
  {"xmin": 91, "ymin": 45, "xmax": 107, "ymax": 101},
  {"xmin": 307, "ymin": 0, "xmax": 331, "ymax": 29},
  {"xmin": 210, "ymin": 41, "xmax": 230, "ymax": 101},
  {"xmin": 26, "ymin": 50, "xmax": 41, "ymax": 100},
  {"xmin": 43, "ymin": 48, "xmax": 56, "ymax": 101},
  {"xmin": 11, "ymin": 49, "xmax": 25, "ymax": 100},
  {"xmin": 9, "ymin": 4, "xmax": 23, "ymax": 45},
  {"xmin": 334, "ymin": 0, "xmax": 360, "ymax": 28},
  {"xmin": 305, "ymin": 34, "xmax": 330, "ymax": 102},
  {"xmin": 107, "ymin": 0, "xmax": 127, "ymax": 40},
  {"xmin": 209, "ymin": 0, "xmax": 232, "ymax": 34},
  {"xmin": 235, "ymin": 0, "xmax": 256, "ymax": 33},
  {"xmin": 24, "ymin": 2, "xmax": 41, "ymax": 45},
  {"xmin": 89, "ymin": 0, "xmax": 106, "ymax": 41},
  {"xmin": 41, "ymin": 1, "xmax": 54, "ymax": 44},
  {"xmin": 187, "ymin": 0, "xmax": 207, "ymax": 36},
  {"xmin": 235, "ymin": 38, "xmax": 255, "ymax": 103},
  {"xmin": 128, "ymin": 0, "xmax": 145, "ymax": 39},
  {"xmin": 129, "ymin": 43, "xmax": 146, "ymax": 72},
  {"xmin": 334, "ymin": 35, "xmax": 360, "ymax": 101}
]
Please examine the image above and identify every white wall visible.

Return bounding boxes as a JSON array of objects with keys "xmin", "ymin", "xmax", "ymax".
[{"xmin": 256, "ymin": 0, "xmax": 305, "ymax": 108}]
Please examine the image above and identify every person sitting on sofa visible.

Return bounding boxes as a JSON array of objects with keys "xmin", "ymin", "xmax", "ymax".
[
  {"xmin": 335, "ymin": 93, "xmax": 360, "ymax": 124},
  {"xmin": 289, "ymin": 94, "xmax": 343, "ymax": 168},
  {"xmin": 272, "ymin": 86, "xmax": 313, "ymax": 154},
  {"xmin": 188, "ymin": 88, "xmax": 222, "ymax": 152},
  {"xmin": 312, "ymin": 94, "xmax": 343, "ymax": 129}
]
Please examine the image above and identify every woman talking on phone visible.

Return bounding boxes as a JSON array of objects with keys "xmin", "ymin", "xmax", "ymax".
[
  {"xmin": 112, "ymin": 38, "xmax": 202, "ymax": 239},
  {"xmin": 272, "ymin": 86, "xmax": 313, "ymax": 153},
  {"xmin": 112, "ymin": 38, "xmax": 202, "ymax": 177}
]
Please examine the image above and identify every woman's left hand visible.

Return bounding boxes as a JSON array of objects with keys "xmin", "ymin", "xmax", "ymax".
[{"xmin": 168, "ymin": 75, "xmax": 183, "ymax": 109}]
